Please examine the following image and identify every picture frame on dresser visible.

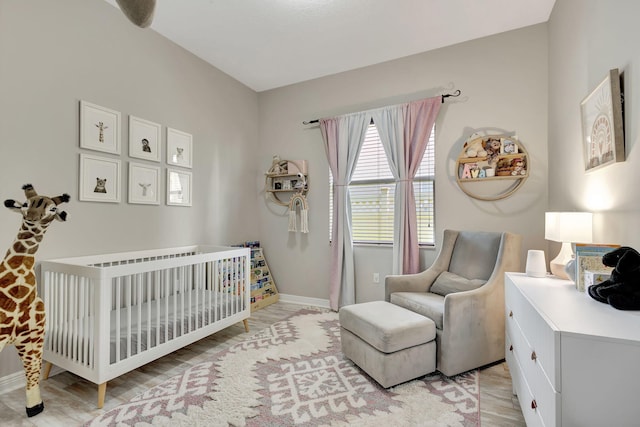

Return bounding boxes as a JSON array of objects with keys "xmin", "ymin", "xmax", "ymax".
[{"xmin": 574, "ymin": 243, "xmax": 619, "ymax": 292}]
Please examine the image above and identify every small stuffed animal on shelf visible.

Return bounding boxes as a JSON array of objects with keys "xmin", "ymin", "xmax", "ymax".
[{"xmin": 588, "ymin": 246, "xmax": 640, "ymax": 310}]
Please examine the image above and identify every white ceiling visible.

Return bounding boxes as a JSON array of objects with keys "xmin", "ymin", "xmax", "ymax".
[{"xmin": 105, "ymin": 0, "xmax": 556, "ymax": 92}]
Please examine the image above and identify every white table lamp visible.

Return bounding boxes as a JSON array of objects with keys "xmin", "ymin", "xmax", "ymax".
[{"xmin": 545, "ymin": 212, "xmax": 593, "ymax": 279}]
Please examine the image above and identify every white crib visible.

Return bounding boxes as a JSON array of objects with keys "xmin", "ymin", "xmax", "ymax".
[{"xmin": 40, "ymin": 245, "xmax": 250, "ymax": 408}]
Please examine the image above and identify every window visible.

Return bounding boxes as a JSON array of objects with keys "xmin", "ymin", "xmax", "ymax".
[{"xmin": 329, "ymin": 122, "xmax": 435, "ymax": 245}]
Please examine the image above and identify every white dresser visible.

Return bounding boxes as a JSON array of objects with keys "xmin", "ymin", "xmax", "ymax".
[{"xmin": 505, "ymin": 272, "xmax": 640, "ymax": 427}]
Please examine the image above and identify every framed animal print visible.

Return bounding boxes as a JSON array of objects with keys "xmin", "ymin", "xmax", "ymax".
[
  {"xmin": 79, "ymin": 154, "xmax": 121, "ymax": 203},
  {"xmin": 166, "ymin": 127, "xmax": 192, "ymax": 168},
  {"xmin": 166, "ymin": 168, "xmax": 192, "ymax": 206},
  {"xmin": 128, "ymin": 162, "xmax": 160, "ymax": 205},
  {"xmin": 80, "ymin": 100, "xmax": 121, "ymax": 154},
  {"xmin": 129, "ymin": 115, "xmax": 161, "ymax": 162}
]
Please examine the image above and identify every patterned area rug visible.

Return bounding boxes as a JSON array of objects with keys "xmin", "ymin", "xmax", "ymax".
[{"xmin": 86, "ymin": 309, "xmax": 479, "ymax": 426}]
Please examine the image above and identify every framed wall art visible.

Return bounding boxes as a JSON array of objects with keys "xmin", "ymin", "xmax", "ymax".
[
  {"xmin": 128, "ymin": 162, "xmax": 160, "ymax": 205},
  {"xmin": 79, "ymin": 153, "xmax": 121, "ymax": 203},
  {"xmin": 581, "ymin": 68, "xmax": 625, "ymax": 172},
  {"xmin": 166, "ymin": 127, "xmax": 192, "ymax": 168},
  {"xmin": 167, "ymin": 168, "xmax": 192, "ymax": 206},
  {"xmin": 129, "ymin": 115, "xmax": 161, "ymax": 162},
  {"xmin": 80, "ymin": 100, "xmax": 121, "ymax": 154}
]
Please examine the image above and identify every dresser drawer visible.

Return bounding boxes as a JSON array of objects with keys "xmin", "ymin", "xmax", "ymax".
[
  {"xmin": 506, "ymin": 282, "xmax": 561, "ymax": 391},
  {"xmin": 507, "ymin": 313, "xmax": 560, "ymax": 426},
  {"xmin": 506, "ymin": 336, "xmax": 546, "ymax": 427}
]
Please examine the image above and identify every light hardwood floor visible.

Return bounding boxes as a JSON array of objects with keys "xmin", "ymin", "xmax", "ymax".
[{"xmin": 0, "ymin": 301, "xmax": 525, "ymax": 426}]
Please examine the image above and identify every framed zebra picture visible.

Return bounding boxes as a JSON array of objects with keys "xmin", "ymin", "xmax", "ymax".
[
  {"xmin": 79, "ymin": 154, "xmax": 121, "ymax": 203},
  {"xmin": 128, "ymin": 162, "xmax": 160, "ymax": 205},
  {"xmin": 80, "ymin": 100, "xmax": 121, "ymax": 154}
]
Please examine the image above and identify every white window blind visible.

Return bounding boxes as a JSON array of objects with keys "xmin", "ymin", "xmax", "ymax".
[{"xmin": 329, "ymin": 122, "xmax": 435, "ymax": 245}]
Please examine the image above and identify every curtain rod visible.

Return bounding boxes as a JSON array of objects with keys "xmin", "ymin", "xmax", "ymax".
[{"xmin": 302, "ymin": 90, "xmax": 462, "ymax": 125}]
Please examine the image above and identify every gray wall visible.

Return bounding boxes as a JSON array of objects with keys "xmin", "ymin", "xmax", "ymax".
[
  {"xmin": 257, "ymin": 24, "xmax": 549, "ymax": 304},
  {"xmin": 0, "ymin": 1, "xmax": 258, "ymax": 377},
  {"xmin": 548, "ymin": 0, "xmax": 640, "ymax": 246}
]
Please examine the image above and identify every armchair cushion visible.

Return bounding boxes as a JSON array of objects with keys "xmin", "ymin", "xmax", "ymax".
[
  {"xmin": 430, "ymin": 271, "xmax": 486, "ymax": 296},
  {"xmin": 448, "ymin": 231, "xmax": 502, "ymax": 280},
  {"xmin": 390, "ymin": 292, "xmax": 445, "ymax": 329}
]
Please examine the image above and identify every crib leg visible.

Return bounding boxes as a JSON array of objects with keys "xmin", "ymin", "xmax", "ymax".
[
  {"xmin": 42, "ymin": 362, "xmax": 53, "ymax": 380},
  {"xmin": 97, "ymin": 382, "xmax": 107, "ymax": 409},
  {"xmin": 243, "ymin": 319, "xmax": 250, "ymax": 333}
]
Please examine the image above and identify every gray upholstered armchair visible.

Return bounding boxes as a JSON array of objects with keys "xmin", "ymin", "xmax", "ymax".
[{"xmin": 385, "ymin": 229, "xmax": 522, "ymax": 376}]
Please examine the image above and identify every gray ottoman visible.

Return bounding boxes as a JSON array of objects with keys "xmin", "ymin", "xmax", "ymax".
[{"xmin": 339, "ymin": 300, "xmax": 436, "ymax": 388}]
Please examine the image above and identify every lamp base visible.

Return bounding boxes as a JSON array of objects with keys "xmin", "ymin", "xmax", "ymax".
[{"xmin": 550, "ymin": 242, "xmax": 573, "ymax": 280}]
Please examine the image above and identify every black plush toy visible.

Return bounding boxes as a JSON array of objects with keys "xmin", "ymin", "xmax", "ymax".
[{"xmin": 588, "ymin": 246, "xmax": 640, "ymax": 310}]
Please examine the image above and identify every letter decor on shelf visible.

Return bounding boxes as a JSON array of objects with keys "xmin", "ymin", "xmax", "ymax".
[{"xmin": 455, "ymin": 133, "xmax": 529, "ymax": 201}]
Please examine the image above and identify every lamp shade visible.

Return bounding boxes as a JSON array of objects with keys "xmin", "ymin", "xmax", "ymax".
[{"xmin": 545, "ymin": 212, "xmax": 593, "ymax": 243}]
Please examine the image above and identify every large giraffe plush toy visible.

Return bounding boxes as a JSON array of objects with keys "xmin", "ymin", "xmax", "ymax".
[{"xmin": 1, "ymin": 184, "xmax": 69, "ymax": 417}]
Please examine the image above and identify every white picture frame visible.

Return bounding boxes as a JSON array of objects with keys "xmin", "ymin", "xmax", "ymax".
[
  {"xmin": 128, "ymin": 162, "xmax": 160, "ymax": 205},
  {"xmin": 166, "ymin": 168, "xmax": 192, "ymax": 206},
  {"xmin": 80, "ymin": 100, "xmax": 121, "ymax": 154},
  {"xmin": 166, "ymin": 127, "xmax": 193, "ymax": 168},
  {"xmin": 129, "ymin": 115, "xmax": 161, "ymax": 162},
  {"xmin": 581, "ymin": 68, "xmax": 625, "ymax": 172},
  {"xmin": 79, "ymin": 154, "xmax": 121, "ymax": 203}
]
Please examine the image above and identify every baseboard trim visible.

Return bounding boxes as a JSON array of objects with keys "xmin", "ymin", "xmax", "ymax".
[
  {"xmin": 0, "ymin": 365, "xmax": 64, "ymax": 396},
  {"xmin": 278, "ymin": 293, "xmax": 331, "ymax": 309},
  {"xmin": 0, "ymin": 370, "xmax": 24, "ymax": 395}
]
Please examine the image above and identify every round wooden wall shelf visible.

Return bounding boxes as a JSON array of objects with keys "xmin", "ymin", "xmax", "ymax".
[
  {"xmin": 455, "ymin": 135, "xmax": 529, "ymax": 201},
  {"xmin": 265, "ymin": 159, "xmax": 309, "ymax": 206}
]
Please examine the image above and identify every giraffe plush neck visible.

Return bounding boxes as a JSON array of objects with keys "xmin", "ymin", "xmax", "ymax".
[{"xmin": 1, "ymin": 184, "xmax": 69, "ymax": 417}]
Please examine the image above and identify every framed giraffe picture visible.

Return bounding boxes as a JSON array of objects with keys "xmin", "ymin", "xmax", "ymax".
[
  {"xmin": 79, "ymin": 154, "xmax": 121, "ymax": 203},
  {"xmin": 128, "ymin": 162, "xmax": 160, "ymax": 205},
  {"xmin": 80, "ymin": 100, "xmax": 121, "ymax": 154},
  {"xmin": 166, "ymin": 127, "xmax": 193, "ymax": 168}
]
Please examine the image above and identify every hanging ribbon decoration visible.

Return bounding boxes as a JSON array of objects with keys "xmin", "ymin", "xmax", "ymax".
[{"xmin": 288, "ymin": 192, "xmax": 309, "ymax": 233}]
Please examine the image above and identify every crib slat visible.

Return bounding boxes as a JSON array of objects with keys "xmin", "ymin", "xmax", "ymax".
[{"xmin": 115, "ymin": 277, "xmax": 121, "ymax": 363}]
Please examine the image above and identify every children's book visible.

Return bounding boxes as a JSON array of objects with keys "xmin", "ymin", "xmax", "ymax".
[{"xmin": 574, "ymin": 243, "xmax": 619, "ymax": 292}]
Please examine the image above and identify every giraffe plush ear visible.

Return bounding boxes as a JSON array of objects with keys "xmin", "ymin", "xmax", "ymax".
[
  {"xmin": 4, "ymin": 199, "xmax": 22, "ymax": 213},
  {"xmin": 52, "ymin": 194, "xmax": 71, "ymax": 205},
  {"xmin": 55, "ymin": 211, "xmax": 68, "ymax": 222}
]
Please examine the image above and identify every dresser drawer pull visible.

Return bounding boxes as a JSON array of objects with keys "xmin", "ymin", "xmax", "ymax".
[
  {"xmin": 531, "ymin": 399, "xmax": 538, "ymax": 410},
  {"xmin": 509, "ymin": 310, "xmax": 513, "ymax": 318},
  {"xmin": 531, "ymin": 351, "xmax": 537, "ymax": 361},
  {"xmin": 509, "ymin": 345, "xmax": 513, "ymax": 352}
]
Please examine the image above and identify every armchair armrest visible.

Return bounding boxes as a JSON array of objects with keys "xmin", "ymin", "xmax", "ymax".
[
  {"xmin": 384, "ymin": 269, "xmax": 440, "ymax": 301},
  {"xmin": 384, "ymin": 229, "xmax": 460, "ymax": 301}
]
